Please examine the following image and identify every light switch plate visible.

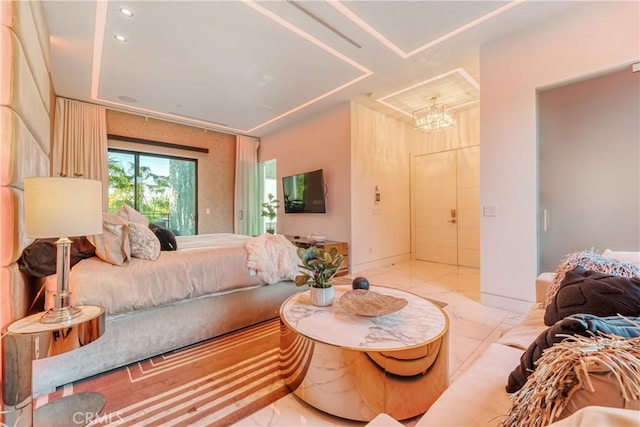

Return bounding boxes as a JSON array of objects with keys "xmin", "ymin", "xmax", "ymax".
[{"xmin": 483, "ymin": 205, "xmax": 497, "ymax": 217}]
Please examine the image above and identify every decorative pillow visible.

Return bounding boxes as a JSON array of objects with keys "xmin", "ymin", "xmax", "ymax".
[
  {"xmin": 18, "ymin": 237, "xmax": 96, "ymax": 277},
  {"xmin": 544, "ymin": 267, "xmax": 640, "ymax": 326},
  {"xmin": 149, "ymin": 223, "xmax": 177, "ymax": 251},
  {"xmin": 87, "ymin": 213, "xmax": 131, "ymax": 266},
  {"xmin": 500, "ymin": 333, "xmax": 640, "ymax": 427},
  {"xmin": 128, "ymin": 222, "xmax": 160, "ymax": 260},
  {"xmin": 115, "ymin": 204, "xmax": 149, "ymax": 227},
  {"xmin": 544, "ymin": 249, "xmax": 640, "ymax": 308},
  {"xmin": 506, "ymin": 314, "xmax": 640, "ymax": 393}
]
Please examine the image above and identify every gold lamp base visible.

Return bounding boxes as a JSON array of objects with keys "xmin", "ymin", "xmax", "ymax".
[{"xmin": 40, "ymin": 305, "xmax": 82, "ymax": 324}]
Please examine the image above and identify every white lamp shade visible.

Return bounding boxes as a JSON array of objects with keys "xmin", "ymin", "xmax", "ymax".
[{"xmin": 25, "ymin": 177, "xmax": 103, "ymax": 238}]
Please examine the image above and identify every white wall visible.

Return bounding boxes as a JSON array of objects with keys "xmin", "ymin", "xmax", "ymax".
[
  {"xmin": 480, "ymin": 1, "xmax": 640, "ymax": 312},
  {"xmin": 260, "ymin": 102, "xmax": 412, "ymax": 274},
  {"xmin": 258, "ymin": 103, "xmax": 351, "ymax": 245},
  {"xmin": 350, "ymin": 102, "xmax": 411, "ymax": 272}
]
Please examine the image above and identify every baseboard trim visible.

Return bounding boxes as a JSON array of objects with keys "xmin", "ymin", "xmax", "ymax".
[
  {"xmin": 350, "ymin": 253, "xmax": 411, "ymax": 275},
  {"xmin": 481, "ymin": 292, "xmax": 534, "ymax": 314}
]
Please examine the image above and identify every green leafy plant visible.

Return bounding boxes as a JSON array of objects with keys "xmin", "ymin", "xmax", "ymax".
[
  {"xmin": 295, "ymin": 246, "xmax": 344, "ymax": 289},
  {"xmin": 261, "ymin": 193, "xmax": 280, "ymax": 233}
]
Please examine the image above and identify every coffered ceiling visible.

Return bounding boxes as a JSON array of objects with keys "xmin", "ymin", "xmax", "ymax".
[{"xmin": 42, "ymin": 1, "xmax": 577, "ymax": 137}]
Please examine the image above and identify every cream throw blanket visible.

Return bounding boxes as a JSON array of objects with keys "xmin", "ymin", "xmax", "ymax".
[{"xmin": 246, "ymin": 234, "xmax": 300, "ymax": 285}]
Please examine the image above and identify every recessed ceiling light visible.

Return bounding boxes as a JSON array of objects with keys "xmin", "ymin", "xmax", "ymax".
[
  {"xmin": 119, "ymin": 8, "xmax": 134, "ymax": 17},
  {"xmin": 114, "ymin": 34, "xmax": 127, "ymax": 43}
]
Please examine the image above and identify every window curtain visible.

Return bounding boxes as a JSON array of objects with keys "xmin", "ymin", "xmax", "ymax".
[
  {"xmin": 52, "ymin": 98, "xmax": 109, "ymax": 209},
  {"xmin": 234, "ymin": 135, "xmax": 260, "ymax": 236}
]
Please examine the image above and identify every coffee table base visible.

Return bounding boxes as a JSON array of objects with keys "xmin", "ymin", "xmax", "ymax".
[{"xmin": 280, "ymin": 322, "xmax": 449, "ymax": 421}]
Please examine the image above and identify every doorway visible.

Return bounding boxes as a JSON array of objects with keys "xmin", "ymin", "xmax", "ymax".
[
  {"xmin": 258, "ymin": 159, "xmax": 278, "ymax": 234},
  {"xmin": 411, "ymin": 146, "xmax": 480, "ymax": 267},
  {"xmin": 537, "ymin": 67, "xmax": 640, "ymax": 272}
]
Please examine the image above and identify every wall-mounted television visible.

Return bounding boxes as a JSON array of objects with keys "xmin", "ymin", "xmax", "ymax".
[{"xmin": 282, "ymin": 169, "xmax": 326, "ymax": 214}]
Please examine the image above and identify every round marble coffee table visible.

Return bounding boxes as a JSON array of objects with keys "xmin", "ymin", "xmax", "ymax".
[{"xmin": 279, "ymin": 285, "xmax": 449, "ymax": 422}]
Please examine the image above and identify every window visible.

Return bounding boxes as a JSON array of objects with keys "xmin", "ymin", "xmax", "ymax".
[
  {"xmin": 259, "ymin": 159, "xmax": 278, "ymax": 233},
  {"xmin": 108, "ymin": 149, "xmax": 197, "ymax": 235}
]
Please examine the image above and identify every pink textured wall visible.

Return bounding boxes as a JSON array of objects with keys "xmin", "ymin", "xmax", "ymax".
[{"xmin": 106, "ymin": 110, "xmax": 236, "ymax": 233}]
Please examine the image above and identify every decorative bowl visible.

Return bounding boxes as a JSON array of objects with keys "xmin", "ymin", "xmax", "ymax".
[{"xmin": 339, "ymin": 289, "xmax": 407, "ymax": 316}]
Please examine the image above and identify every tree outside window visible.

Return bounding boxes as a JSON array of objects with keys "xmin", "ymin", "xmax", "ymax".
[{"xmin": 108, "ymin": 149, "xmax": 197, "ymax": 235}]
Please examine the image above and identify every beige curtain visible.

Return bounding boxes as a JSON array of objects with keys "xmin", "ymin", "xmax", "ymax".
[
  {"xmin": 53, "ymin": 98, "xmax": 108, "ymax": 209},
  {"xmin": 234, "ymin": 135, "xmax": 260, "ymax": 236}
]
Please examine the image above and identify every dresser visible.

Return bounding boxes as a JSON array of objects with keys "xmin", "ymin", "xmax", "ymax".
[{"xmin": 286, "ymin": 236, "xmax": 348, "ymax": 276}]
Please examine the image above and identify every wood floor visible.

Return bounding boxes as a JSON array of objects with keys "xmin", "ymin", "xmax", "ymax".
[{"xmin": 38, "ymin": 319, "xmax": 288, "ymax": 426}]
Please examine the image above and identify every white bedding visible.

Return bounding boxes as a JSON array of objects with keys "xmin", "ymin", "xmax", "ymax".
[{"xmin": 68, "ymin": 233, "xmax": 290, "ymax": 316}]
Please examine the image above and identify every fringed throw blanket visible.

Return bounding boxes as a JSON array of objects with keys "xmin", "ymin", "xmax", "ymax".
[
  {"xmin": 246, "ymin": 234, "xmax": 300, "ymax": 284},
  {"xmin": 501, "ymin": 332, "xmax": 640, "ymax": 427}
]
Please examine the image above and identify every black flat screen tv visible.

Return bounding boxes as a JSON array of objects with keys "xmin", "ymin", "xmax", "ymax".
[{"xmin": 282, "ymin": 169, "xmax": 326, "ymax": 213}]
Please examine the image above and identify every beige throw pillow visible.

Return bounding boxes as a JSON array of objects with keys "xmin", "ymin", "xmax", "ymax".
[
  {"xmin": 115, "ymin": 204, "xmax": 149, "ymax": 227},
  {"xmin": 87, "ymin": 213, "xmax": 131, "ymax": 266}
]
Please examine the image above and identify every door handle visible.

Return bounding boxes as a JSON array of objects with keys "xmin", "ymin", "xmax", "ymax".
[
  {"xmin": 451, "ymin": 209, "xmax": 456, "ymax": 218},
  {"xmin": 543, "ymin": 209, "xmax": 549, "ymax": 232},
  {"xmin": 448, "ymin": 219, "xmax": 456, "ymax": 223}
]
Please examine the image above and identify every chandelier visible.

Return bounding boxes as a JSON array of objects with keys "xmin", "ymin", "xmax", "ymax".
[{"xmin": 413, "ymin": 97, "xmax": 455, "ymax": 132}]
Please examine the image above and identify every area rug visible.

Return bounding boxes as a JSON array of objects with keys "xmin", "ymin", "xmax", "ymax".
[{"xmin": 36, "ymin": 319, "xmax": 288, "ymax": 427}]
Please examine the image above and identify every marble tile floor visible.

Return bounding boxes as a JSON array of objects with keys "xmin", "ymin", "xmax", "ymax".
[{"xmin": 234, "ymin": 260, "xmax": 528, "ymax": 427}]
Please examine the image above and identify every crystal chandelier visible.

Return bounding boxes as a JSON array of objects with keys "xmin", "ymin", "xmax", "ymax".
[{"xmin": 413, "ymin": 97, "xmax": 455, "ymax": 132}]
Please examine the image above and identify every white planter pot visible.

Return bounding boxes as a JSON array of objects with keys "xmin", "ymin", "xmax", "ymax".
[{"xmin": 309, "ymin": 286, "xmax": 334, "ymax": 307}]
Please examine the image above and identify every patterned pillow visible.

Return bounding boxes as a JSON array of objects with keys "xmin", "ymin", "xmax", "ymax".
[
  {"xmin": 544, "ymin": 267, "xmax": 640, "ymax": 326},
  {"xmin": 544, "ymin": 249, "xmax": 640, "ymax": 308},
  {"xmin": 128, "ymin": 222, "xmax": 160, "ymax": 260}
]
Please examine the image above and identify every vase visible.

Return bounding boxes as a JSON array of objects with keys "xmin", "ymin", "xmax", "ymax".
[{"xmin": 310, "ymin": 285, "xmax": 334, "ymax": 307}]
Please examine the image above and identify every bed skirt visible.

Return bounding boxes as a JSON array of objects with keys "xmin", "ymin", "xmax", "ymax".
[{"xmin": 32, "ymin": 281, "xmax": 302, "ymax": 395}]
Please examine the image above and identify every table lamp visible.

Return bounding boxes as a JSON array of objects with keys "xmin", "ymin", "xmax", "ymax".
[{"xmin": 24, "ymin": 177, "xmax": 103, "ymax": 323}]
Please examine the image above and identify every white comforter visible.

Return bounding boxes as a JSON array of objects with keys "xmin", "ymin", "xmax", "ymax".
[{"xmin": 68, "ymin": 233, "xmax": 297, "ymax": 316}]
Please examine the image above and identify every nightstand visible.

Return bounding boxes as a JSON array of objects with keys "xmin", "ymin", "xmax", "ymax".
[{"xmin": 2, "ymin": 305, "xmax": 106, "ymax": 427}]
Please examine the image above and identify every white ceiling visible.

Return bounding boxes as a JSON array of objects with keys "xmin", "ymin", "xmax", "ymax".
[{"xmin": 42, "ymin": 1, "xmax": 578, "ymax": 137}]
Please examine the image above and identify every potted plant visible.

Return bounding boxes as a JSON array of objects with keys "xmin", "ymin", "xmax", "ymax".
[
  {"xmin": 295, "ymin": 246, "xmax": 344, "ymax": 306},
  {"xmin": 261, "ymin": 193, "xmax": 280, "ymax": 234}
]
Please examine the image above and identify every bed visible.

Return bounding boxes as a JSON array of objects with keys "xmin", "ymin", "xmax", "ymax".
[{"xmin": 22, "ymin": 229, "xmax": 302, "ymax": 395}]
